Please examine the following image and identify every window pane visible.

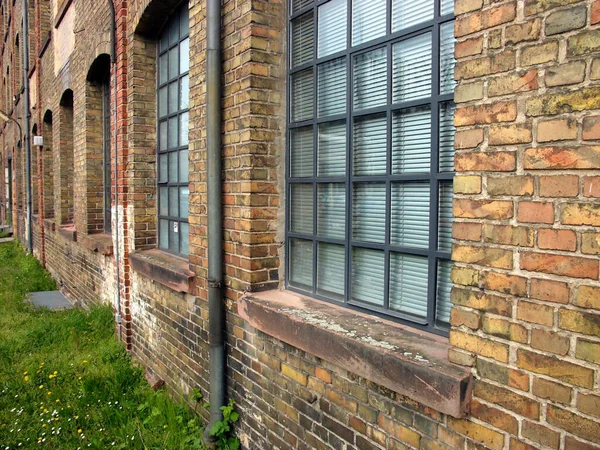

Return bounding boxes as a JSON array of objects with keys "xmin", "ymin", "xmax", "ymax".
[
  {"xmin": 392, "ymin": 0, "xmax": 433, "ymax": 33},
  {"xmin": 169, "ymin": 187, "xmax": 179, "ymax": 217},
  {"xmin": 180, "ymin": 112, "xmax": 189, "ymax": 146},
  {"xmin": 318, "ymin": 121, "xmax": 346, "ymax": 176},
  {"xmin": 353, "ymin": 183, "xmax": 385, "ymax": 243},
  {"xmin": 290, "ymin": 184, "xmax": 313, "ymax": 234},
  {"xmin": 169, "ymin": 221, "xmax": 179, "ymax": 253},
  {"xmin": 439, "ymin": 102, "xmax": 456, "ymax": 172},
  {"xmin": 168, "ymin": 14, "xmax": 179, "ymax": 45},
  {"xmin": 292, "ymin": 0, "xmax": 312, "ymax": 13},
  {"xmin": 353, "ymin": 47, "xmax": 387, "ymax": 110},
  {"xmin": 159, "ymin": 86, "xmax": 168, "ymax": 117},
  {"xmin": 317, "ymin": 243, "xmax": 345, "ymax": 300},
  {"xmin": 291, "ymin": 69, "xmax": 314, "ymax": 122},
  {"xmin": 353, "ymin": 114, "xmax": 387, "ymax": 176},
  {"xmin": 159, "ymin": 187, "xmax": 168, "ymax": 216},
  {"xmin": 438, "ymin": 182, "xmax": 453, "ymax": 252},
  {"xmin": 180, "ymin": 75, "xmax": 189, "ymax": 109},
  {"xmin": 389, "ymin": 253, "xmax": 429, "ymax": 318},
  {"xmin": 159, "ymin": 121, "xmax": 168, "ymax": 151},
  {"xmin": 392, "ymin": 106, "xmax": 431, "ymax": 174},
  {"xmin": 318, "ymin": 58, "xmax": 346, "ymax": 118},
  {"xmin": 291, "ymin": 126, "xmax": 314, "ymax": 177},
  {"xmin": 168, "ymin": 82, "xmax": 178, "ymax": 114},
  {"xmin": 159, "ymin": 32, "xmax": 169, "ymax": 53},
  {"xmin": 391, "ymin": 182, "xmax": 430, "ymax": 248},
  {"xmin": 180, "ymin": 38, "xmax": 190, "ymax": 73},
  {"xmin": 168, "ymin": 117, "xmax": 178, "ymax": 149},
  {"xmin": 159, "ymin": 154, "xmax": 168, "ymax": 182},
  {"xmin": 159, "ymin": 54, "xmax": 168, "ymax": 84},
  {"xmin": 392, "ymin": 33, "xmax": 432, "ymax": 103},
  {"xmin": 169, "ymin": 48, "xmax": 179, "ymax": 80},
  {"xmin": 180, "ymin": 186, "xmax": 189, "ymax": 220},
  {"xmin": 159, "ymin": 219, "xmax": 169, "ymax": 250},
  {"xmin": 440, "ymin": 22, "xmax": 456, "ymax": 95},
  {"xmin": 352, "ymin": 248, "xmax": 384, "ymax": 306},
  {"xmin": 436, "ymin": 260, "xmax": 453, "ymax": 326},
  {"xmin": 179, "ymin": 149, "xmax": 189, "ymax": 183},
  {"xmin": 352, "ymin": 0, "xmax": 386, "ymax": 46},
  {"xmin": 318, "ymin": 0, "xmax": 347, "ymax": 57},
  {"xmin": 441, "ymin": 0, "xmax": 454, "ymax": 16},
  {"xmin": 180, "ymin": 4, "xmax": 190, "ymax": 37},
  {"xmin": 180, "ymin": 222, "xmax": 189, "ymax": 256},
  {"xmin": 291, "ymin": 13, "xmax": 314, "ymax": 68},
  {"xmin": 290, "ymin": 238, "xmax": 313, "ymax": 290},
  {"xmin": 317, "ymin": 183, "xmax": 345, "ymax": 238},
  {"xmin": 169, "ymin": 152, "xmax": 178, "ymax": 182}
]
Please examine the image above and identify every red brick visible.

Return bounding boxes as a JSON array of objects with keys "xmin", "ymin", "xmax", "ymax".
[
  {"xmin": 455, "ymin": 102, "xmax": 518, "ymax": 126},
  {"xmin": 539, "ymin": 175, "xmax": 579, "ymax": 197},
  {"xmin": 537, "ymin": 229, "xmax": 576, "ymax": 251},
  {"xmin": 521, "ymin": 252, "xmax": 599, "ymax": 279},
  {"xmin": 583, "ymin": 177, "xmax": 600, "ymax": 197},
  {"xmin": 517, "ymin": 202, "xmax": 554, "ymax": 224},
  {"xmin": 453, "ymin": 222, "xmax": 483, "ymax": 241},
  {"xmin": 524, "ymin": 147, "xmax": 600, "ymax": 169},
  {"xmin": 455, "ymin": 151, "xmax": 516, "ymax": 172},
  {"xmin": 454, "ymin": 199, "xmax": 513, "ymax": 220},
  {"xmin": 530, "ymin": 278, "xmax": 570, "ymax": 304}
]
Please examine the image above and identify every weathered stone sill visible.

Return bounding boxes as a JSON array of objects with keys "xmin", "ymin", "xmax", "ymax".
[
  {"xmin": 43, "ymin": 218, "xmax": 55, "ymax": 231},
  {"xmin": 239, "ymin": 290, "xmax": 473, "ymax": 418},
  {"xmin": 130, "ymin": 249, "xmax": 195, "ymax": 294},
  {"xmin": 81, "ymin": 233, "xmax": 113, "ymax": 256},
  {"xmin": 58, "ymin": 224, "xmax": 76, "ymax": 241}
]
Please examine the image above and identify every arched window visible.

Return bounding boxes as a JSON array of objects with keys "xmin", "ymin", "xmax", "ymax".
[
  {"xmin": 31, "ymin": 123, "xmax": 39, "ymax": 215},
  {"xmin": 42, "ymin": 110, "xmax": 54, "ymax": 219},
  {"xmin": 58, "ymin": 90, "xmax": 74, "ymax": 225},
  {"xmin": 156, "ymin": 2, "xmax": 190, "ymax": 256}
]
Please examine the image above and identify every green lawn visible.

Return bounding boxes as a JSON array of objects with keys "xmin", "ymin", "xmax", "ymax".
[{"xmin": 0, "ymin": 242, "xmax": 206, "ymax": 449}]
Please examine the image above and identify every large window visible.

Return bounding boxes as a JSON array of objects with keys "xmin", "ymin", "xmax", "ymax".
[
  {"xmin": 102, "ymin": 73, "xmax": 111, "ymax": 234},
  {"xmin": 286, "ymin": 0, "xmax": 456, "ymax": 333},
  {"xmin": 157, "ymin": 2, "xmax": 190, "ymax": 256}
]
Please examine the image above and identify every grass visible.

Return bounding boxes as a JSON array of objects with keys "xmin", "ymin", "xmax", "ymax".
[
  {"xmin": 0, "ymin": 241, "xmax": 206, "ymax": 449},
  {"xmin": 0, "ymin": 231, "xmax": 11, "ymax": 238}
]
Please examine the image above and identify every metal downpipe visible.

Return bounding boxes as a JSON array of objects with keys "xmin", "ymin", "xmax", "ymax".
[
  {"xmin": 22, "ymin": 0, "xmax": 32, "ymax": 253},
  {"xmin": 204, "ymin": 0, "xmax": 225, "ymax": 441}
]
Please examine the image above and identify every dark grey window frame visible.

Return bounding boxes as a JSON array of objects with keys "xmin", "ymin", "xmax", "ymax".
[
  {"xmin": 285, "ymin": 0, "xmax": 455, "ymax": 336},
  {"xmin": 102, "ymin": 75, "xmax": 111, "ymax": 234},
  {"xmin": 157, "ymin": 2, "xmax": 190, "ymax": 257}
]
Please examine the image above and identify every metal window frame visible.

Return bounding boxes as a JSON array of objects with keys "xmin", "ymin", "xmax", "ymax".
[
  {"xmin": 156, "ymin": 2, "xmax": 190, "ymax": 257},
  {"xmin": 285, "ymin": 0, "xmax": 456, "ymax": 336},
  {"xmin": 102, "ymin": 76, "xmax": 112, "ymax": 234}
]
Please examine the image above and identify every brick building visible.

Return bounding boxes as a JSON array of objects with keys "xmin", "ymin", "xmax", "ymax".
[{"xmin": 2, "ymin": 0, "xmax": 600, "ymax": 448}]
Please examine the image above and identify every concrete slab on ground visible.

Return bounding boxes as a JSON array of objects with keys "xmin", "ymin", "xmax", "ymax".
[
  {"xmin": 0, "ymin": 237, "xmax": 14, "ymax": 243},
  {"xmin": 28, "ymin": 291, "xmax": 74, "ymax": 310}
]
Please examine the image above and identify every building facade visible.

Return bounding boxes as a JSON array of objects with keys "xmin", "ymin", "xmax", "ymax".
[{"xmin": 2, "ymin": 0, "xmax": 600, "ymax": 448}]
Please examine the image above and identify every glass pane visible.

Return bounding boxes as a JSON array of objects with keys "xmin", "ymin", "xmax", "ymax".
[
  {"xmin": 180, "ymin": 112, "xmax": 189, "ymax": 146},
  {"xmin": 169, "ymin": 82, "xmax": 178, "ymax": 114},
  {"xmin": 159, "ymin": 32, "xmax": 169, "ymax": 53},
  {"xmin": 159, "ymin": 219, "xmax": 169, "ymax": 250},
  {"xmin": 169, "ymin": 48, "xmax": 179, "ymax": 80},
  {"xmin": 180, "ymin": 186, "xmax": 189, "ymax": 220},
  {"xmin": 168, "ymin": 117, "xmax": 178, "ymax": 149},
  {"xmin": 436, "ymin": 259, "xmax": 453, "ymax": 326},
  {"xmin": 159, "ymin": 54, "xmax": 168, "ymax": 84},
  {"xmin": 389, "ymin": 253, "xmax": 429, "ymax": 318},
  {"xmin": 441, "ymin": 0, "xmax": 454, "ymax": 16},
  {"xmin": 318, "ymin": 0, "xmax": 347, "ymax": 57},
  {"xmin": 179, "ymin": 149, "xmax": 189, "ymax": 183},
  {"xmin": 290, "ymin": 184, "xmax": 313, "ymax": 234},
  {"xmin": 352, "ymin": 0, "xmax": 386, "ymax": 46},
  {"xmin": 180, "ymin": 38, "xmax": 190, "ymax": 73},
  {"xmin": 291, "ymin": 69, "xmax": 314, "ymax": 122},
  {"xmin": 168, "ymin": 14, "xmax": 179, "ymax": 45},
  {"xmin": 317, "ymin": 243, "xmax": 345, "ymax": 300},
  {"xmin": 392, "ymin": 0, "xmax": 434, "ymax": 33},
  {"xmin": 159, "ymin": 86, "xmax": 168, "ymax": 117},
  {"xmin": 292, "ymin": 0, "xmax": 312, "ymax": 13},
  {"xmin": 169, "ymin": 152, "xmax": 178, "ymax": 182},
  {"xmin": 180, "ymin": 222, "xmax": 189, "ymax": 256},
  {"xmin": 159, "ymin": 121, "xmax": 168, "ymax": 151},
  {"xmin": 291, "ymin": 126, "xmax": 313, "ymax": 177},
  {"xmin": 291, "ymin": 13, "xmax": 314, "ymax": 68},
  {"xmin": 440, "ymin": 22, "xmax": 456, "ymax": 95},
  {"xmin": 353, "ymin": 183, "xmax": 385, "ymax": 243},
  {"xmin": 169, "ymin": 221, "xmax": 179, "ymax": 253},
  {"xmin": 159, "ymin": 187, "xmax": 168, "ymax": 216},
  {"xmin": 180, "ymin": 75, "xmax": 189, "ymax": 109},
  {"xmin": 439, "ymin": 182, "xmax": 453, "ymax": 252},
  {"xmin": 318, "ymin": 58, "xmax": 346, "ymax": 117},
  {"xmin": 392, "ymin": 106, "xmax": 431, "ymax": 174},
  {"xmin": 180, "ymin": 4, "xmax": 190, "ymax": 37},
  {"xmin": 159, "ymin": 154, "xmax": 168, "ymax": 182},
  {"xmin": 318, "ymin": 121, "xmax": 346, "ymax": 176},
  {"xmin": 169, "ymin": 187, "xmax": 179, "ymax": 217},
  {"xmin": 317, "ymin": 183, "xmax": 345, "ymax": 239},
  {"xmin": 392, "ymin": 33, "xmax": 432, "ymax": 103},
  {"xmin": 290, "ymin": 238, "xmax": 313, "ymax": 289},
  {"xmin": 353, "ymin": 47, "xmax": 387, "ymax": 110},
  {"xmin": 439, "ymin": 102, "xmax": 456, "ymax": 172},
  {"xmin": 391, "ymin": 182, "xmax": 430, "ymax": 248},
  {"xmin": 353, "ymin": 114, "xmax": 387, "ymax": 176},
  {"xmin": 352, "ymin": 248, "xmax": 384, "ymax": 306}
]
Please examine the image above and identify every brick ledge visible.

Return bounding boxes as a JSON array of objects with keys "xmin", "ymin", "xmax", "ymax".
[
  {"xmin": 130, "ymin": 249, "xmax": 195, "ymax": 294},
  {"xmin": 81, "ymin": 233, "xmax": 113, "ymax": 256},
  {"xmin": 58, "ymin": 224, "xmax": 77, "ymax": 242},
  {"xmin": 239, "ymin": 290, "xmax": 473, "ymax": 418}
]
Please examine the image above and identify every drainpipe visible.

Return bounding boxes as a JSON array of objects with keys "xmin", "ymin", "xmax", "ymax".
[
  {"xmin": 204, "ymin": 0, "xmax": 225, "ymax": 441},
  {"xmin": 107, "ymin": 0, "xmax": 123, "ymax": 339},
  {"xmin": 22, "ymin": 0, "xmax": 32, "ymax": 253}
]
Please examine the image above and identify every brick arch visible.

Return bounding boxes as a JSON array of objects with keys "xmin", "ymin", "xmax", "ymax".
[{"xmin": 133, "ymin": 0, "xmax": 186, "ymax": 37}]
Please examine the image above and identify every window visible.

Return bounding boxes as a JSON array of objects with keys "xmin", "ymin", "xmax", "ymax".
[
  {"xmin": 157, "ymin": 2, "xmax": 190, "ymax": 256},
  {"xmin": 101, "ymin": 67, "xmax": 111, "ymax": 233},
  {"xmin": 286, "ymin": 0, "xmax": 456, "ymax": 334}
]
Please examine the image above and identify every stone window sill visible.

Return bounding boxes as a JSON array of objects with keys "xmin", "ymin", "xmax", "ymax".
[
  {"xmin": 130, "ymin": 249, "xmax": 195, "ymax": 294},
  {"xmin": 238, "ymin": 290, "xmax": 473, "ymax": 418},
  {"xmin": 81, "ymin": 233, "xmax": 113, "ymax": 256},
  {"xmin": 43, "ymin": 218, "xmax": 55, "ymax": 231},
  {"xmin": 58, "ymin": 224, "xmax": 77, "ymax": 242}
]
